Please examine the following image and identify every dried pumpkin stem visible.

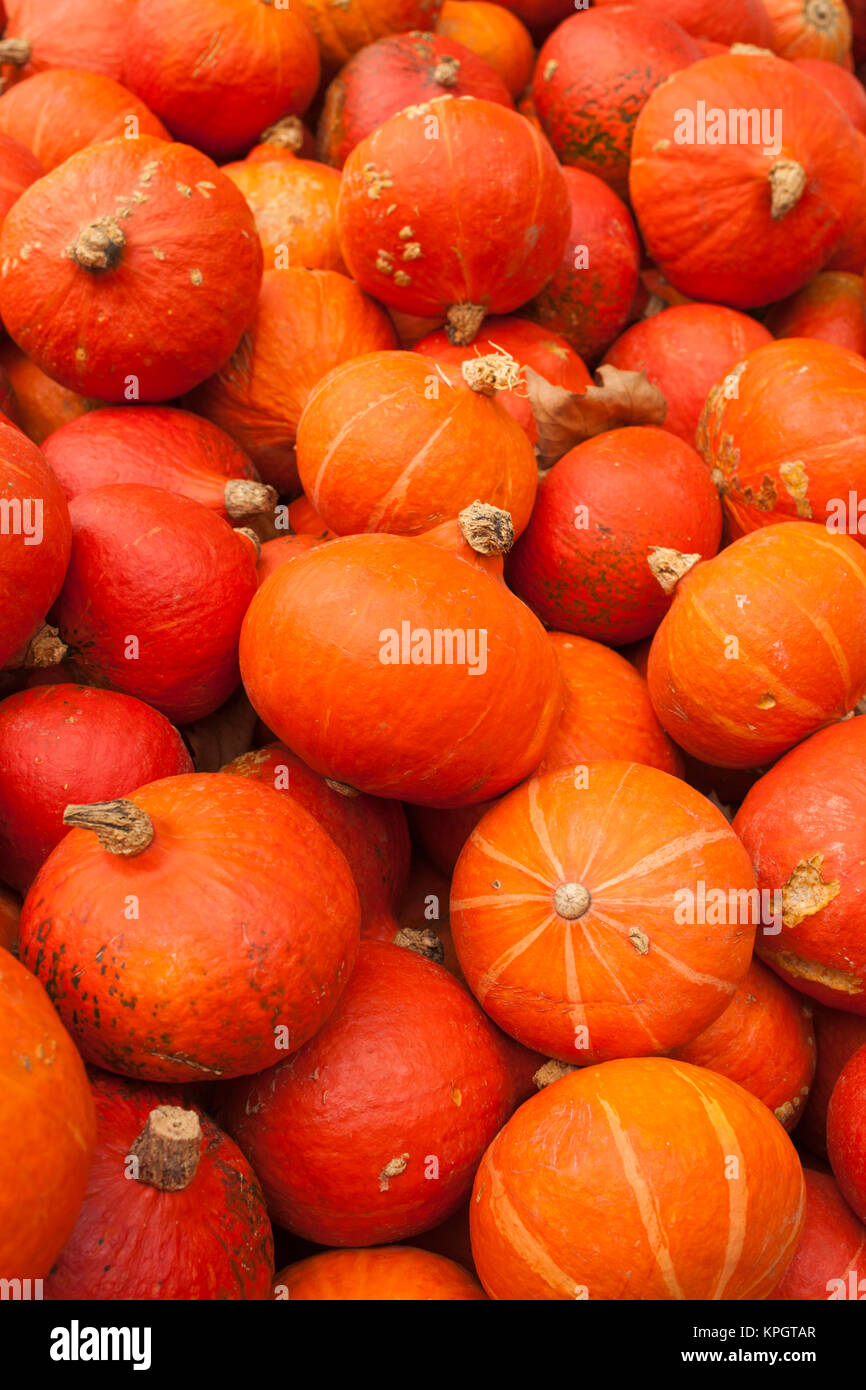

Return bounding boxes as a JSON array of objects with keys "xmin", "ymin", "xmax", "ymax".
[
  {"xmin": 458, "ymin": 501, "xmax": 514, "ymax": 555},
  {"xmin": 805, "ymin": 0, "xmax": 835, "ymax": 29},
  {"xmin": 0, "ymin": 38, "xmax": 32, "ymax": 66},
  {"xmin": 648, "ymin": 546, "xmax": 701, "ymax": 594},
  {"xmin": 445, "ymin": 302, "xmax": 486, "ymax": 346},
  {"xmin": 16, "ymin": 622, "xmax": 67, "ymax": 670},
  {"xmin": 70, "ymin": 216, "xmax": 126, "ymax": 271},
  {"xmin": 393, "ymin": 926, "xmax": 446, "ymax": 964},
  {"xmin": 62, "ymin": 799, "xmax": 154, "ymax": 856},
  {"xmin": 768, "ymin": 160, "xmax": 806, "ymax": 220},
  {"xmin": 325, "ymin": 778, "xmax": 361, "ymax": 797},
  {"xmin": 461, "ymin": 351, "xmax": 522, "ymax": 396},
  {"xmin": 533, "ymin": 1059, "xmax": 577, "ymax": 1089},
  {"xmin": 259, "ymin": 115, "xmax": 304, "ymax": 151},
  {"xmin": 128, "ymin": 1107, "xmax": 202, "ymax": 1192},
  {"xmin": 433, "ymin": 57, "xmax": 460, "ymax": 87},
  {"xmin": 553, "ymin": 882, "xmax": 591, "ymax": 919},
  {"xmin": 234, "ymin": 525, "xmax": 262, "ymax": 557},
  {"xmin": 223, "ymin": 479, "xmax": 278, "ymax": 520}
]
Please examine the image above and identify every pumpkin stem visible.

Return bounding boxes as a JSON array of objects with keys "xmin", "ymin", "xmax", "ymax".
[
  {"xmin": 234, "ymin": 526, "xmax": 262, "ymax": 558},
  {"xmin": 393, "ymin": 926, "xmax": 446, "ymax": 964},
  {"xmin": 533, "ymin": 1059, "xmax": 577, "ymax": 1089},
  {"xmin": 458, "ymin": 501, "xmax": 514, "ymax": 555},
  {"xmin": 0, "ymin": 38, "xmax": 32, "ymax": 67},
  {"xmin": 553, "ymin": 882, "xmax": 591, "ymax": 918},
  {"xmin": 16, "ymin": 622, "xmax": 68, "ymax": 670},
  {"xmin": 648, "ymin": 546, "xmax": 701, "ymax": 594},
  {"xmin": 433, "ymin": 57, "xmax": 460, "ymax": 87},
  {"xmin": 223, "ymin": 479, "xmax": 278, "ymax": 521},
  {"xmin": 445, "ymin": 302, "xmax": 486, "ymax": 346},
  {"xmin": 768, "ymin": 160, "xmax": 806, "ymax": 221},
  {"xmin": 805, "ymin": 0, "xmax": 835, "ymax": 30},
  {"xmin": 128, "ymin": 1106, "xmax": 202, "ymax": 1192},
  {"xmin": 729, "ymin": 43, "xmax": 775, "ymax": 55},
  {"xmin": 70, "ymin": 216, "xmax": 126, "ymax": 271},
  {"xmin": 62, "ymin": 799, "xmax": 155, "ymax": 856},
  {"xmin": 259, "ymin": 114, "xmax": 304, "ymax": 152},
  {"xmin": 461, "ymin": 351, "xmax": 522, "ymax": 396}
]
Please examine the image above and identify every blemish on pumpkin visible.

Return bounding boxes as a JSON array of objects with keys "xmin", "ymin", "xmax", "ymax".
[
  {"xmin": 378, "ymin": 1153, "xmax": 409, "ymax": 1191},
  {"xmin": 384, "ymin": 203, "xmax": 397, "ymax": 215},
  {"xmin": 543, "ymin": 59, "xmax": 558, "ymax": 80},
  {"xmin": 361, "ymin": 163, "xmax": 393, "ymax": 200},
  {"xmin": 190, "ymin": 268, "xmax": 203, "ymax": 286},
  {"xmin": 398, "ymin": 225, "xmax": 414, "ymax": 240},
  {"xmin": 152, "ymin": 248, "xmax": 166, "ymax": 260},
  {"xmin": 652, "ymin": 139, "xmax": 671, "ymax": 152},
  {"xmin": 492, "ymin": 880, "xmax": 501, "ymax": 889},
  {"xmin": 450, "ymin": 1084, "xmax": 462, "ymax": 1106},
  {"xmin": 75, "ymin": 347, "xmax": 87, "ymax": 362},
  {"xmin": 778, "ymin": 460, "xmax": 812, "ymax": 518},
  {"xmin": 402, "ymin": 242, "xmax": 422, "ymax": 260},
  {"xmin": 774, "ymin": 1099, "xmax": 799, "ymax": 1125},
  {"xmin": 769, "ymin": 948, "xmax": 861, "ymax": 995},
  {"xmin": 196, "ymin": 182, "xmax": 216, "ymax": 198},
  {"xmin": 176, "ymin": 183, "xmax": 192, "ymax": 197},
  {"xmin": 781, "ymin": 854, "xmax": 841, "ymax": 928},
  {"xmin": 757, "ymin": 693, "xmax": 776, "ymax": 709},
  {"xmin": 629, "ymin": 927, "xmax": 650, "ymax": 955},
  {"xmin": 375, "ymin": 250, "xmax": 394, "ymax": 274},
  {"xmin": 394, "ymin": 271, "xmax": 412, "ymax": 287}
]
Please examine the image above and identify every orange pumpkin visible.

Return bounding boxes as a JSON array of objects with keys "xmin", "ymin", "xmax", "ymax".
[
  {"xmin": 274, "ymin": 1246, "xmax": 487, "ymax": 1300},
  {"xmin": 763, "ymin": 0, "xmax": 852, "ymax": 62},
  {"xmin": 222, "ymin": 158, "xmax": 345, "ymax": 274},
  {"xmin": 793, "ymin": 57, "xmax": 866, "ymax": 131},
  {"xmin": 590, "ymin": 0, "xmax": 774, "ymax": 46},
  {"xmin": 0, "ymin": 129, "xmax": 41, "ymax": 225},
  {"xmin": 435, "ymin": 2, "xmax": 534, "ymax": 98},
  {"xmin": 764, "ymin": 272, "xmax": 866, "ymax": 356},
  {"xmin": 0, "ymin": 0, "xmax": 129, "ymax": 86},
  {"xmin": 298, "ymin": 0, "xmax": 444, "ymax": 74},
  {"xmin": 826, "ymin": 130, "xmax": 866, "ymax": 271},
  {"xmin": 256, "ymin": 533, "xmax": 324, "ymax": 584},
  {"xmin": 0, "ymin": 340, "xmax": 103, "ymax": 443},
  {"xmin": 0, "ymin": 68, "xmax": 170, "ymax": 171}
]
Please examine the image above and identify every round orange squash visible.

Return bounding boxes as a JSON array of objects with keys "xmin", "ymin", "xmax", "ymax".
[
  {"xmin": 0, "ymin": 0, "xmax": 129, "ymax": 85},
  {"xmin": 0, "ymin": 340, "xmax": 103, "ymax": 443},
  {"xmin": 590, "ymin": 0, "xmax": 774, "ymax": 47},
  {"xmin": 0, "ymin": 68, "xmax": 170, "ymax": 171},
  {"xmin": 222, "ymin": 157, "xmax": 345, "ymax": 274},
  {"xmin": 297, "ymin": 0, "xmax": 444, "ymax": 75},
  {"xmin": 763, "ymin": 0, "xmax": 852, "ymax": 62},
  {"xmin": 793, "ymin": 57, "xmax": 866, "ymax": 131},
  {"xmin": 764, "ymin": 273, "xmax": 866, "ymax": 357},
  {"xmin": 274, "ymin": 1246, "xmax": 487, "ymax": 1300},
  {"xmin": 435, "ymin": 2, "xmax": 534, "ymax": 99},
  {"xmin": 0, "ymin": 129, "xmax": 41, "ymax": 225}
]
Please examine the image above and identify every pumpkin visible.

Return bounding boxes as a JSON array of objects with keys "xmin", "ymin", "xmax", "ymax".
[
  {"xmin": 55, "ymin": 485, "xmax": 258, "ymax": 724},
  {"xmin": 239, "ymin": 528, "xmax": 563, "ymax": 806},
  {"xmin": 647, "ymin": 523, "xmax": 866, "ymax": 767},
  {"xmin": 0, "ymin": 136, "xmax": 263, "ymax": 403},
  {"xmin": 0, "ymin": 949, "xmax": 96, "ymax": 1278},
  {"xmin": 590, "ymin": 0, "xmax": 775, "ymax": 47},
  {"xmin": 0, "ymin": 684, "xmax": 193, "ymax": 894},
  {"xmin": 46, "ymin": 1072, "xmax": 274, "ymax": 1300},
  {"xmin": 602, "ymin": 304, "xmax": 772, "ymax": 447},
  {"xmin": 763, "ymin": 0, "xmax": 852, "ymax": 61},
  {"xmin": 853, "ymin": 0, "xmax": 866, "ymax": 61},
  {"xmin": 286, "ymin": 493, "xmax": 334, "ymax": 537},
  {"xmin": 0, "ymin": 129, "xmax": 41, "ymax": 225},
  {"xmin": 793, "ymin": 57, "xmax": 866, "ymax": 131},
  {"xmin": 0, "ymin": 0, "xmax": 129, "ymax": 85},
  {"xmin": 506, "ymin": 425, "xmax": 723, "ymax": 645},
  {"xmin": 274, "ymin": 1246, "xmax": 486, "ymax": 1300},
  {"xmin": 122, "ymin": 0, "xmax": 320, "ymax": 160},
  {"xmin": 470, "ymin": 1056, "xmax": 806, "ymax": 1300},
  {"xmin": 767, "ymin": 1168, "xmax": 866, "ymax": 1299},
  {"xmin": 798, "ymin": 1004, "xmax": 866, "ymax": 1156},
  {"xmin": 826, "ymin": 130, "xmax": 866, "ymax": 272},
  {"xmin": 248, "ymin": 115, "xmax": 317, "ymax": 163},
  {"xmin": 827, "ymin": 1043, "xmax": 866, "ymax": 1223},
  {"xmin": 42, "ymin": 406, "xmax": 276, "ymax": 523},
  {"xmin": 764, "ymin": 272, "xmax": 866, "ymax": 356},
  {"xmin": 223, "ymin": 742, "xmax": 410, "ymax": 944},
  {"xmin": 297, "ymin": 0, "xmax": 444, "ymax": 74},
  {"xmin": 0, "ymin": 69, "xmax": 171, "ymax": 172},
  {"xmin": 222, "ymin": 157, "xmax": 345, "ymax": 274},
  {"xmin": 0, "ymin": 340, "xmax": 103, "ymax": 443},
  {"xmin": 524, "ymin": 166, "xmax": 641, "ymax": 367},
  {"xmin": 698, "ymin": 339, "xmax": 866, "ymax": 538},
  {"xmin": 337, "ymin": 96, "xmax": 570, "ymax": 345},
  {"xmin": 629, "ymin": 53, "xmax": 862, "ymax": 309},
  {"xmin": 18, "ymin": 772, "xmax": 361, "ymax": 1082},
  {"xmin": 532, "ymin": 7, "xmax": 703, "ymax": 200},
  {"xmin": 256, "ymin": 533, "xmax": 324, "ymax": 584},
  {"xmin": 434, "ymin": 2, "xmax": 534, "ymax": 99},
  {"xmin": 0, "ymin": 884, "xmax": 19, "ymax": 953},
  {"xmin": 186, "ymin": 267, "xmax": 396, "ymax": 495},
  {"xmin": 407, "ymin": 801, "xmax": 496, "ymax": 881},
  {"xmin": 216, "ymin": 940, "xmax": 537, "ymax": 1245},
  {"xmin": 0, "ymin": 420, "xmax": 71, "ymax": 671},
  {"xmin": 296, "ymin": 350, "xmax": 537, "ymax": 538}
]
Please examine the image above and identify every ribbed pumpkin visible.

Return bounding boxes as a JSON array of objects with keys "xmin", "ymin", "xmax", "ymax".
[
  {"xmin": 222, "ymin": 158, "xmax": 345, "ymax": 274},
  {"xmin": 0, "ymin": 949, "xmax": 96, "ymax": 1278},
  {"xmin": 768, "ymin": 1169, "xmax": 866, "ymax": 1300},
  {"xmin": 602, "ymin": 304, "xmax": 773, "ymax": 447},
  {"xmin": 793, "ymin": 57, "xmax": 866, "ymax": 131},
  {"xmin": 0, "ymin": 0, "xmax": 129, "ymax": 85},
  {"xmin": 434, "ymin": 2, "xmax": 534, "ymax": 99},
  {"xmin": 337, "ymin": 96, "xmax": 570, "ymax": 345},
  {"xmin": 470, "ymin": 1057, "xmax": 806, "ymax": 1300},
  {"xmin": 217, "ymin": 940, "xmax": 536, "ymax": 1245},
  {"xmin": 451, "ymin": 762, "xmax": 757, "ymax": 1065},
  {"xmin": 122, "ymin": 0, "xmax": 320, "ymax": 160},
  {"xmin": 630, "ymin": 53, "xmax": 862, "ymax": 308},
  {"xmin": 0, "ymin": 129, "xmax": 41, "ymax": 224},
  {"xmin": 46, "ymin": 1072, "xmax": 274, "ymax": 1300},
  {"xmin": 827, "ymin": 1043, "xmax": 866, "ymax": 1223},
  {"xmin": 647, "ymin": 523, "xmax": 866, "ymax": 767},
  {"xmin": 0, "ymin": 69, "xmax": 170, "ymax": 171},
  {"xmin": 764, "ymin": 273, "xmax": 866, "ymax": 356},
  {"xmin": 297, "ymin": 0, "xmax": 444, "ymax": 74},
  {"xmin": 0, "ymin": 136, "xmax": 263, "ymax": 403},
  {"xmin": 798, "ymin": 1004, "xmax": 866, "ymax": 1156},
  {"xmin": 506, "ymin": 425, "xmax": 723, "ymax": 645},
  {"xmin": 524, "ymin": 166, "xmax": 641, "ymax": 367},
  {"xmin": 318, "ymin": 30, "xmax": 513, "ymax": 169},
  {"xmin": 0, "ymin": 421, "xmax": 71, "ymax": 670},
  {"xmin": 763, "ymin": 0, "xmax": 852, "ymax": 61},
  {"xmin": 698, "ymin": 339, "xmax": 866, "ymax": 538},
  {"xmin": 0, "ymin": 684, "xmax": 193, "ymax": 894},
  {"xmin": 55, "ymin": 485, "xmax": 259, "ymax": 724},
  {"xmin": 590, "ymin": 0, "xmax": 774, "ymax": 46},
  {"xmin": 274, "ymin": 1246, "xmax": 486, "ymax": 1300},
  {"xmin": 18, "ymin": 773, "xmax": 360, "ymax": 1082},
  {"xmin": 0, "ymin": 340, "xmax": 102, "ymax": 443},
  {"xmin": 240, "ymin": 530, "xmax": 563, "ymax": 806},
  {"xmin": 186, "ymin": 267, "xmax": 396, "ymax": 495},
  {"xmin": 532, "ymin": 7, "xmax": 702, "ymax": 199}
]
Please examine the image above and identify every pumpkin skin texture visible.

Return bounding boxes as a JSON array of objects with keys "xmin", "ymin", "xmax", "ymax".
[
  {"xmin": 524, "ymin": 166, "xmax": 641, "ymax": 367},
  {"xmin": 296, "ymin": 350, "xmax": 537, "ymax": 537},
  {"xmin": 451, "ymin": 762, "xmax": 757, "ymax": 1065},
  {"xmin": 1, "ymin": 0, "xmax": 129, "ymax": 85},
  {"xmin": 630, "ymin": 54, "xmax": 862, "ymax": 309},
  {"xmin": 602, "ymin": 304, "xmax": 772, "ymax": 448},
  {"xmin": 0, "ymin": 70, "xmax": 171, "ymax": 172},
  {"xmin": 764, "ymin": 273, "xmax": 866, "ymax": 357},
  {"xmin": 590, "ymin": 0, "xmax": 774, "ymax": 47},
  {"xmin": 0, "ymin": 420, "xmax": 71, "ymax": 670},
  {"xmin": 186, "ymin": 268, "xmax": 396, "ymax": 495},
  {"xmin": 793, "ymin": 58, "xmax": 866, "ymax": 132},
  {"xmin": 239, "ymin": 533, "xmax": 563, "ymax": 806},
  {"xmin": 699, "ymin": 339, "xmax": 866, "ymax": 537},
  {"xmin": 122, "ymin": 0, "xmax": 320, "ymax": 161},
  {"xmin": 0, "ymin": 684, "xmax": 193, "ymax": 894},
  {"xmin": 767, "ymin": 1169, "xmax": 866, "ymax": 1300},
  {"xmin": 647, "ymin": 523, "xmax": 866, "ymax": 768},
  {"xmin": 45, "ymin": 1072, "xmax": 274, "ymax": 1301},
  {"xmin": 826, "ymin": 130, "xmax": 866, "ymax": 272},
  {"xmin": 217, "ymin": 941, "xmax": 535, "ymax": 1246},
  {"xmin": 763, "ymin": 0, "xmax": 852, "ymax": 62},
  {"xmin": 222, "ymin": 158, "xmax": 345, "ymax": 275},
  {"xmin": 274, "ymin": 1246, "xmax": 486, "ymax": 1300},
  {"xmin": 337, "ymin": 96, "xmax": 570, "ymax": 341},
  {"xmin": 506, "ymin": 425, "xmax": 723, "ymax": 645},
  {"xmin": 256, "ymin": 534, "xmax": 323, "ymax": 584},
  {"xmin": 532, "ymin": 8, "xmax": 703, "ymax": 200},
  {"xmin": 18, "ymin": 773, "xmax": 361, "ymax": 1083},
  {"xmin": 0, "ymin": 136, "xmax": 263, "ymax": 403},
  {"xmin": 470, "ymin": 1057, "xmax": 806, "ymax": 1300},
  {"xmin": 298, "ymin": 0, "xmax": 444, "ymax": 74},
  {"xmin": 55, "ymin": 485, "xmax": 259, "ymax": 724},
  {"xmin": 0, "ymin": 340, "xmax": 102, "ymax": 443},
  {"xmin": 0, "ymin": 949, "xmax": 96, "ymax": 1278},
  {"xmin": 827, "ymin": 1043, "xmax": 866, "ymax": 1224},
  {"xmin": 0, "ymin": 129, "xmax": 41, "ymax": 224},
  {"xmin": 798, "ymin": 1004, "xmax": 866, "ymax": 1156},
  {"xmin": 434, "ymin": 3, "xmax": 534, "ymax": 99}
]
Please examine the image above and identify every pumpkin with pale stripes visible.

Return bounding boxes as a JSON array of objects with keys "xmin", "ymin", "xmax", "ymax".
[
  {"xmin": 470, "ymin": 1057, "xmax": 806, "ymax": 1300},
  {"xmin": 450, "ymin": 761, "xmax": 756, "ymax": 1064}
]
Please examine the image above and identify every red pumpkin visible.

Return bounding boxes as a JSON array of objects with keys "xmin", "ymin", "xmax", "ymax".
[
  {"xmin": 0, "ymin": 69, "xmax": 170, "ymax": 172},
  {"xmin": 297, "ymin": 0, "xmax": 444, "ymax": 74},
  {"xmin": 434, "ymin": 2, "xmax": 534, "ymax": 99},
  {"xmin": 532, "ymin": 8, "xmax": 702, "ymax": 199},
  {"xmin": 590, "ymin": 0, "xmax": 774, "ymax": 47},
  {"xmin": 826, "ymin": 130, "xmax": 866, "ymax": 271},
  {"xmin": 274, "ymin": 1246, "xmax": 486, "ymax": 1300},
  {"xmin": 479, "ymin": 0, "xmax": 570, "ymax": 38},
  {"xmin": 256, "ymin": 533, "xmax": 324, "ymax": 584},
  {"xmin": 506, "ymin": 425, "xmax": 723, "ymax": 644},
  {"xmin": 763, "ymin": 0, "xmax": 852, "ymax": 61},
  {"xmin": 0, "ymin": 421, "xmax": 71, "ymax": 670},
  {"xmin": 406, "ymin": 800, "xmax": 497, "ymax": 880},
  {"xmin": 764, "ymin": 273, "xmax": 866, "ymax": 356},
  {"xmin": 793, "ymin": 58, "xmax": 866, "ymax": 131},
  {"xmin": 337, "ymin": 96, "xmax": 570, "ymax": 345},
  {"xmin": 0, "ymin": 136, "xmax": 263, "ymax": 402},
  {"xmin": 798, "ymin": 1004, "xmax": 866, "ymax": 1156},
  {"xmin": 122, "ymin": 0, "xmax": 320, "ymax": 160},
  {"xmin": 217, "ymin": 940, "xmax": 536, "ymax": 1245},
  {"xmin": 827, "ymin": 1043, "xmax": 866, "ymax": 1223},
  {"xmin": 0, "ymin": 884, "xmax": 19, "ymax": 953},
  {"xmin": 0, "ymin": 129, "xmax": 41, "ymax": 225},
  {"xmin": 55, "ymin": 485, "xmax": 258, "ymax": 724},
  {"xmin": 602, "ymin": 304, "xmax": 772, "ymax": 447},
  {"xmin": 630, "ymin": 54, "xmax": 862, "ymax": 308},
  {"xmin": 0, "ymin": 684, "xmax": 193, "ymax": 894},
  {"xmin": 222, "ymin": 158, "xmax": 345, "ymax": 274},
  {"xmin": 0, "ymin": 0, "xmax": 129, "ymax": 85},
  {"xmin": 46, "ymin": 1072, "xmax": 274, "ymax": 1300},
  {"xmin": 768, "ymin": 1169, "xmax": 866, "ymax": 1300},
  {"xmin": 470, "ymin": 1057, "xmax": 806, "ymax": 1300},
  {"xmin": 0, "ymin": 340, "xmax": 103, "ymax": 443},
  {"xmin": 647, "ymin": 523, "xmax": 866, "ymax": 767},
  {"xmin": 0, "ymin": 949, "xmax": 96, "ymax": 1278},
  {"xmin": 186, "ymin": 268, "xmax": 396, "ymax": 495},
  {"xmin": 524, "ymin": 166, "xmax": 641, "ymax": 367},
  {"xmin": 18, "ymin": 772, "xmax": 361, "ymax": 1082}
]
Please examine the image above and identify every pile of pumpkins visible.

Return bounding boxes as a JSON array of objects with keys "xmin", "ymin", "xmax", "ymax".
[{"xmin": 2, "ymin": 0, "xmax": 866, "ymax": 1302}]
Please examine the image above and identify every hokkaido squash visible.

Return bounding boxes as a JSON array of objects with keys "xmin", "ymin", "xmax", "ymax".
[
  {"xmin": 256, "ymin": 533, "xmax": 324, "ymax": 584},
  {"xmin": 763, "ymin": 0, "xmax": 852, "ymax": 61},
  {"xmin": 434, "ymin": 2, "xmax": 534, "ymax": 99},
  {"xmin": 793, "ymin": 57, "xmax": 866, "ymax": 131},
  {"xmin": 297, "ymin": 0, "xmax": 444, "ymax": 74},
  {"xmin": 0, "ymin": 129, "xmax": 41, "ymax": 224},
  {"xmin": 798, "ymin": 1004, "xmax": 866, "ymax": 1156},
  {"xmin": 590, "ymin": 0, "xmax": 774, "ymax": 47},
  {"xmin": 768, "ymin": 1168, "xmax": 866, "ymax": 1300},
  {"xmin": 274, "ymin": 1246, "xmax": 486, "ymax": 1300},
  {"xmin": 827, "ymin": 1044, "xmax": 866, "ymax": 1223},
  {"xmin": 0, "ymin": 340, "xmax": 103, "ymax": 443},
  {"xmin": 0, "ymin": 0, "xmax": 129, "ymax": 86},
  {"xmin": 0, "ymin": 69, "xmax": 171, "ymax": 172},
  {"xmin": 826, "ymin": 130, "xmax": 866, "ymax": 272},
  {"xmin": 0, "ymin": 421, "xmax": 71, "ymax": 670},
  {"xmin": 764, "ymin": 273, "xmax": 866, "ymax": 356},
  {"xmin": 222, "ymin": 158, "xmax": 345, "ymax": 274}
]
